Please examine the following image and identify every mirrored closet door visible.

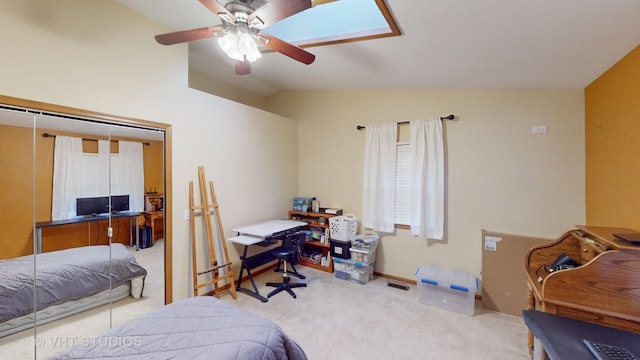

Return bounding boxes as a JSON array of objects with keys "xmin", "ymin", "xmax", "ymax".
[
  {"xmin": 0, "ymin": 108, "xmax": 37, "ymax": 359},
  {"xmin": 0, "ymin": 97, "xmax": 170, "ymax": 359}
]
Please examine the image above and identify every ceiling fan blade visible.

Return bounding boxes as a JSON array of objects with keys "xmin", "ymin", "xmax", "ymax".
[
  {"xmin": 249, "ymin": 0, "xmax": 311, "ymax": 27},
  {"xmin": 259, "ymin": 34, "xmax": 315, "ymax": 65},
  {"xmin": 199, "ymin": 0, "xmax": 235, "ymax": 22},
  {"xmin": 155, "ymin": 25, "xmax": 224, "ymax": 45},
  {"xmin": 236, "ymin": 60, "xmax": 251, "ymax": 75}
]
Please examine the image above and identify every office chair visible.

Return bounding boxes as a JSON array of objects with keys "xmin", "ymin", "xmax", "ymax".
[{"xmin": 266, "ymin": 231, "xmax": 307, "ymax": 299}]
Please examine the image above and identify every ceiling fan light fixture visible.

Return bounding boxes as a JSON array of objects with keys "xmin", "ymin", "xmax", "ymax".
[
  {"xmin": 217, "ymin": 29, "xmax": 262, "ymax": 63},
  {"xmin": 238, "ymin": 32, "xmax": 262, "ymax": 62},
  {"xmin": 218, "ymin": 32, "xmax": 243, "ymax": 61},
  {"xmin": 155, "ymin": 0, "xmax": 315, "ymax": 74}
]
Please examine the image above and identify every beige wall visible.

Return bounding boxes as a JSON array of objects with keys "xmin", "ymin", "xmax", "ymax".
[
  {"xmin": 0, "ymin": 0, "xmax": 588, "ymax": 293},
  {"xmin": 268, "ymin": 89, "xmax": 585, "ymax": 279},
  {"xmin": 0, "ymin": 0, "xmax": 299, "ymax": 301},
  {"xmin": 585, "ymin": 45, "xmax": 640, "ymax": 229}
]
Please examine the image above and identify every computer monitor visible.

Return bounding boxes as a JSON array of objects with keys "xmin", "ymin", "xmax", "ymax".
[
  {"xmin": 110, "ymin": 195, "xmax": 130, "ymax": 213},
  {"xmin": 76, "ymin": 196, "xmax": 110, "ymax": 216}
]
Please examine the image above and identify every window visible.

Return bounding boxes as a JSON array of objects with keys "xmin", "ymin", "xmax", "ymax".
[{"xmin": 394, "ymin": 142, "xmax": 410, "ymax": 226}]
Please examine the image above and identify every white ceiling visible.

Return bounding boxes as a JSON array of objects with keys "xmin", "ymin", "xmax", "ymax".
[{"xmin": 120, "ymin": 0, "xmax": 640, "ymax": 96}]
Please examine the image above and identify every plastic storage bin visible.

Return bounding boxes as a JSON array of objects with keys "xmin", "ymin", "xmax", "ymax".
[
  {"xmin": 329, "ymin": 214, "xmax": 358, "ymax": 241},
  {"xmin": 350, "ymin": 246, "xmax": 376, "ymax": 262},
  {"xmin": 414, "ymin": 265, "xmax": 478, "ymax": 315},
  {"xmin": 351, "ymin": 231, "xmax": 379, "ymax": 250},
  {"xmin": 293, "ymin": 197, "xmax": 313, "ymax": 212},
  {"xmin": 329, "ymin": 239, "xmax": 351, "ymax": 259},
  {"xmin": 333, "ymin": 257, "xmax": 375, "ymax": 285}
]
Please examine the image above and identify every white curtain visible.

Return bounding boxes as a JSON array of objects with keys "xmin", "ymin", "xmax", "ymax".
[
  {"xmin": 51, "ymin": 136, "xmax": 83, "ymax": 221},
  {"xmin": 96, "ymin": 140, "xmax": 110, "ymax": 195},
  {"xmin": 409, "ymin": 118, "xmax": 444, "ymax": 240},
  {"xmin": 362, "ymin": 123, "xmax": 397, "ymax": 233},
  {"xmin": 52, "ymin": 137, "xmax": 145, "ymax": 220},
  {"xmin": 116, "ymin": 141, "xmax": 145, "ymax": 212}
]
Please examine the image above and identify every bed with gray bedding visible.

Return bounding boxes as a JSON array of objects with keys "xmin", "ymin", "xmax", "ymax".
[
  {"xmin": 0, "ymin": 244, "xmax": 147, "ymax": 337},
  {"xmin": 49, "ymin": 296, "xmax": 308, "ymax": 360}
]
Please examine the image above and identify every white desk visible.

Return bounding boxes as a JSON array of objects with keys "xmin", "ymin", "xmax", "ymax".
[{"xmin": 228, "ymin": 219, "xmax": 307, "ymax": 302}]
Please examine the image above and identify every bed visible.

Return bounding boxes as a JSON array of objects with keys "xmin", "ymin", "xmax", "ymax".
[
  {"xmin": 49, "ymin": 296, "xmax": 308, "ymax": 360},
  {"xmin": 0, "ymin": 244, "xmax": 147, "ymax": 338}
]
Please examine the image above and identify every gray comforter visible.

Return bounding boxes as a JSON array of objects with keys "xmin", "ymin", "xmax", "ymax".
[
  {"xmin": 50, "ymin": 296, "xmax": 308, "ymax": 360},
  {"xmin": 0, "ymin": 244, "xmax": 147, "ymax": 324}
]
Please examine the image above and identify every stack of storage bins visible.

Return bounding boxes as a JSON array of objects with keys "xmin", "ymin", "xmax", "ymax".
[{"xmin": 333, "ymin": 232, "xmax": 379, "ymax": 285}]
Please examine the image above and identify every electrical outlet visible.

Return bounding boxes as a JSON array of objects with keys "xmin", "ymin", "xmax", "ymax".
[{"xmin": 184, "ymin": 210, "xmax": 190, "ymax": 221}]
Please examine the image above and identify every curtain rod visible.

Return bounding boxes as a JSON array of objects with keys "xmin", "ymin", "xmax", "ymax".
[
  {"xmin": 42, "ymin": 132, "xmax": 150, "ymax": 146},
  {"xmin": 356, "ymin": 114, "xmax": 455, "ymax": 130}
]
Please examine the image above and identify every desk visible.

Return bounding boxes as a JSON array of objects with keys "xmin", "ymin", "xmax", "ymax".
[
  {"xmin": 141, "ymin": 211, "xmax": 164, "ymax": 244},
  {"xmin": 523, "ymin": 226, "xmax": 640, "ymax": 350},
  {"xmin": 522, "ymin": 309, "xmax": 640, "ymax": 360},
  {"xmin": 35, "ymin": 212, "xmax": 140, "ymax": 253},
  {"xmin": 228, "ymin": 219, "xmax": 307, "ymax": 302}
]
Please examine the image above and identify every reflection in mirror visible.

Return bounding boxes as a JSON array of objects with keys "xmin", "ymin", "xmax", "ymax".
[
  {"xmin": 0, "ymin": 108, "xmax": 36, "ymax": 359},
  {"xmin": 108, "ymin": 123, "xmax": 165, "ymax": 334},
  {"xmin": 34, "ymin": 115, "xmax": 113, "ymax": 356},
  {"xmin": 0, "ymin": 103, "xmax": 167, "ymax": 359}
]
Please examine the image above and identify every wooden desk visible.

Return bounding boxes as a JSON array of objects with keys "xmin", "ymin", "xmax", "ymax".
[
  {"xmin": 142, "ymin": 211, "xmax": 164, "ymax": 244},
  {"xmin": 35, "ymin": 212, "xmax": 140, "ymax": 252},
  {"xmin": 523, "ymin": 225, "xmax": 640, "ymax": 352}
]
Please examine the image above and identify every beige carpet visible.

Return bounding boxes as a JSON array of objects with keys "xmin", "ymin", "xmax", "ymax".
[
  {"xmin": 1, "ymin": 246, "xmax": 530, "ymax": 359},
  {"xmin": 221, "ymin": 265, "xmax": 530, "ymax": 360}
]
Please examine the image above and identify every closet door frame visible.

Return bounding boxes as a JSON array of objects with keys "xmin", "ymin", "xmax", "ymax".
[{"xmin": 0, "ymin": 94, "xmax": 173, "ymax": 306}]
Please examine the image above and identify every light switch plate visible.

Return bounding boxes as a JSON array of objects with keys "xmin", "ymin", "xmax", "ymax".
[{"xmin": 532, "ymin": 126, "xmax": 548, "ymax": 134}]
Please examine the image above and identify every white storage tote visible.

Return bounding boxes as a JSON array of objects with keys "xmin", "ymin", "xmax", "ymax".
[
  {"xmin": 329, "ymin": 214, "xmax": 358, "ymax": 241},
  {"xmin": 414, "ymin": 265, "xmax": 478, "ymax": 315}
]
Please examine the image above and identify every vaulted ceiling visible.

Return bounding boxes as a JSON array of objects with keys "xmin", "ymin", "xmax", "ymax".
[{"xmin": 118, "ymin": 0, "xmax": 640, "ymax": 99}]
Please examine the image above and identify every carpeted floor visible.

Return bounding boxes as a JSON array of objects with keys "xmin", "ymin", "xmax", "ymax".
[
  {"xmin": 221, "ymin": 264, "xmax": 530, "ymax": 360},
  {"xmin": 1, "ymin": 244, "xmax": 530, "ymax": 359}
]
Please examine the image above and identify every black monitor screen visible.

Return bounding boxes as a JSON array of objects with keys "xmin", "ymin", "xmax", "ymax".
[
  {"xmin": 110, "ymin": 195, "xmax": 130, "ymax": 212},
  {"xmin": 76, "ymin": 196, "xmax": 110, "ymax": 216}
]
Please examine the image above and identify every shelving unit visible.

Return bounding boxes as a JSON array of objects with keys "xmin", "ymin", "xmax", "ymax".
[{"xmin": 288, "ymin": 210, "xmax": 336, "ymax": 273}]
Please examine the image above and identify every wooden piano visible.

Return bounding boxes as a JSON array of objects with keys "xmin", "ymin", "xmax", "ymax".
[{"xmin": 524, "ymin": 225, "xmax": 640, "ymax": 353}]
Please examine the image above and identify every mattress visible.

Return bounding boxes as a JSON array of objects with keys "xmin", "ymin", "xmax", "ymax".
[
  {"xmin": 0, "ymin": 244, "xmax": 147, "ymax": 325},
  {"xmin": 50, "ymin": 296, "xmax": 308, "ymax": 360},
  {"xmin": 0, "ymin": 282, "xmax": 133, "ymax": 338}
]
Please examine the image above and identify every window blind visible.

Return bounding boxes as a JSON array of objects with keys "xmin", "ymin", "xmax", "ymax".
[{"xmin": 395, "ymin": 142, "xmax": 410, "ymax": 225}]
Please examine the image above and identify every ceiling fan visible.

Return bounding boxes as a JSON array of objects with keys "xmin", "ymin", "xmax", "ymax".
[{"xmin": 155, "ymin": 0, "xmax": 317, "ymax": 75}]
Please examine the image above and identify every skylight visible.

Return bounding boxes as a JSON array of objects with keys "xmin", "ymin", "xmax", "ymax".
[{"xmin": 262, "ymin": 0, "xmax": 400, "ymax": 47}]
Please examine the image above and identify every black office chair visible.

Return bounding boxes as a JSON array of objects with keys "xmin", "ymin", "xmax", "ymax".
[{"xmin": 266, "ymin": 231, "xmax": 307, "ymax": 299}]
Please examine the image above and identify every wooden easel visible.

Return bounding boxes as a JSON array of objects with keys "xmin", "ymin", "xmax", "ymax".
[{"xmin": 189, "ymin": 166, "xmax": 237, "ymax": 299}]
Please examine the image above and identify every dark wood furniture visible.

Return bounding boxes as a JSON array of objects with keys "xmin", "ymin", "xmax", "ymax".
[
  {"xmin": 141, "ymin": 210, "xmax": 164, "ymax": 244},
  {"xmin": 35, "ymin": 212, "xmax": 140, "ymax": 252},
  {"xmin": 523, "ymin": 225, "xmax": 640, "ymax": 352},
  {"xmin": 288, "ymin": 211, "xmax": 335, "ymax": 273}
]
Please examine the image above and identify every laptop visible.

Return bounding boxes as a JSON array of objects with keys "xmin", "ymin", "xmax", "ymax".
[
  {"xmin": 583, "ymin": 339, "xmax": 639, "ymax": 360},
  {"xmin": 612, "ymin": 233, "xmax": 640, "ymax": 246}
]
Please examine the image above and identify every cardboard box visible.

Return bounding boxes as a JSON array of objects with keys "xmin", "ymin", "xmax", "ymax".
[{"xmin": 481, "ymin": 230, "xmax": 551, "ymax": 317}]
